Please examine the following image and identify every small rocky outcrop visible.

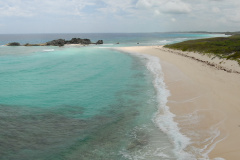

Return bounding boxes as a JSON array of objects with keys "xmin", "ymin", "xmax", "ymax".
[
  {"xmin": 65, "ymin": 38, "xmax": 92, "ymax": 44},
  {"xmin": 24, "ymin": 43, "xmax": 47, "ymax": 46},
  {"xmin": 96, "ymin": 40, "xmax": 103, "ymax": 44},
  {"xmin": 6, "ymin": 38, "xmax": 103, "ymax": 46},
  {"xmin": 81, "ymin": 39, "xmax": 91, "ymax": 44},
  {"xmin": 46, "ymin": 39, "xmax": 65, "ymax": 46},
  {"xmin": 7, "ymin": 42, "xmax": 20, "ymax": 46},
  {"xmin": 46, "ymin": 38, "xmax": 92, "ymax": 46}
]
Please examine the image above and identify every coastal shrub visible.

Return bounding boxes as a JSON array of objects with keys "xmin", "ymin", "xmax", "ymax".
[
  {"xmin": 226, "ymin": 52, "xmax": 240, "ymax": 60},
  {"xmin": 164, "ymin": 35, "xmax": 240, "ymax": 64}
]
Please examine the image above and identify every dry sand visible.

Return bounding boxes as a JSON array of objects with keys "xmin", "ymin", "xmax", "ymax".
[{"xmin": 117, "ymin": 46, "xmax": 240, "ymax": 160}]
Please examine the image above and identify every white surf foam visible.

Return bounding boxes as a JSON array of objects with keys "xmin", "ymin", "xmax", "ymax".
[
  {"xmin": 158, "ymin": 40, "xmax": 172, "ymax": 45},
  {"xmin": 43, "ymin": 49, "xmax": 55, "ymax": 52},
  {"xmin": 145, "ymin": 54, "xmax": 195, "ymax": 159},
  {"xmin": 143, "ymin": 54, "xmax": 227, "ymax": 160},
  {"xmin": 102, "ymin": 43, "xmax": 114, "ymax": 45},
  {"xmin": 127, "ymin": 51, "xmax": 194, "ymax": 159},
  {"xmin": 116, "ymin": 49, "xmax": 226, "ymax": 160},
  {"xmin": 183, "ymin": 109, "xmax": 227, "ymax": 159}
]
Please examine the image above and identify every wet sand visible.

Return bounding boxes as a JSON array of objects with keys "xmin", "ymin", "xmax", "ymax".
[{"xmin": 117, "ymin": 46, "xmax": 240, "ymax": 159}]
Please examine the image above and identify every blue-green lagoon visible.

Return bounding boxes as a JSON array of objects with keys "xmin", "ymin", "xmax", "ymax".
[
  {"xmin": 0, "ymin": 33, "xmax": 227, "ymax": 160},
  {"xmin": 0, "ymin": 46, "xmax": 173, "ymax": 159}
]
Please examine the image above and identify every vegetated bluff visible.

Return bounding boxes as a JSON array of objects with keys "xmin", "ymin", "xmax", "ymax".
[{"xmin": 164, "ymin": 35, "xmax": 240, "ymax": 64}]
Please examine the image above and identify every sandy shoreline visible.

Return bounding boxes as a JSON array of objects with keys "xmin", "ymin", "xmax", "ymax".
[{"xmin": 116, "ymin": 46, "xmax": 240, "ymax": 159}]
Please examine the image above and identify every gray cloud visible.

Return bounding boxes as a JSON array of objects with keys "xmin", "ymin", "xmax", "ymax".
[
  {"xmin": 161, "ymin": 1, "xmax": 192, "ymax": 14},
  {"xmin": 0, "ymin": 0, "xmax": 240, "ymax": 33},
  {"xmin": 136, "ymin": 0, "xmax": 192, "ymax": 14}
]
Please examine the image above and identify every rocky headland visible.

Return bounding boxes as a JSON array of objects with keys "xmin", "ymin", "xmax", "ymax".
[{"xmin": 7, "ymin": 38, "xmax": 103, "ymax": 46}]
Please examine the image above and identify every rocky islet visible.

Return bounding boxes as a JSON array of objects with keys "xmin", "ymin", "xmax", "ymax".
[{"xmin": 7, "ymin": 38, "xmax": 103, "ymax": 46}]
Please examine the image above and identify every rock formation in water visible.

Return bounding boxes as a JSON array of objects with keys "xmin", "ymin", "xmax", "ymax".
[
  {"xmin": 7, "ymin": 42, "xmax": 21, "ymax": 46},
  {"xmin": 65, "ymin": 38, "xmax": 92, "ymax": 45},
  {"xmin": 6, "ymin": 38, "xmax": 104, "ymax": 46},
  {"xmin": 46, "ymin": 39, "xmax": 66, "ymax": 46},
  {"xmin": 96, "ymin": 40, "xmax": 103, "ymax": 44}
]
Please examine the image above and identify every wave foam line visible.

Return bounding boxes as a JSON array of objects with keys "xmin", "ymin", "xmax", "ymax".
[
  {"xmin": 129, "ymin": 51, "xmax": 194, "ymax": 159},
  {"xmin": 140, "ymin": 53, "xmax": 226, "ymax": 160},
  {"xmin": 145, "ymin": 55, "xmax": 195, "ymax": 159},
  {"xmin": 43, "ymin": 49, "xmax": 55, "ymax": 52}
]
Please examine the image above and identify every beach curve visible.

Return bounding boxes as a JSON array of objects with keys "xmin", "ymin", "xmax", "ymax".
[{"xmin": 116, "ymin": 46, "xmax": 240, "ymax": 160}]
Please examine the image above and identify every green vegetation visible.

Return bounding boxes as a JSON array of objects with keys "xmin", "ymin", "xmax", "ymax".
[{"xmin": 164, "ymin": 35, "xmax": 240, "ymax": 64}]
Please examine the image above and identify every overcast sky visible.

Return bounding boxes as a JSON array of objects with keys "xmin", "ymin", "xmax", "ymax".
[{"xmin": 0, "ymin": 0, "xmax": 240, "ymax": 33}]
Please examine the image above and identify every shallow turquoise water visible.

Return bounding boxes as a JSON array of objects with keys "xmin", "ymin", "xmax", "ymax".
[
  {"xmin": 0, "ymin": 47, "xmax": 153, "ymax": 116},
  {"xmin": 0, "ymin": 46, "xmax": 175, "ymax": 160},
  {"xmin": 0, "ymin": 33, "xmax": 228, "ymax": 160}
]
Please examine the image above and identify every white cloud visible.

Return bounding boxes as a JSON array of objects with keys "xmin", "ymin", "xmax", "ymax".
[
  {"xmin": 136, "ymin": 0, "xmax": 153, "ymax": 9},
  {"xmin": 227, "ymin": 12, "xmax": 240, "ymax": 23},
  {"xmin": 0, "ymin": 1, "xmax": 35, "ymax": 17},
  {"xmin": 161, "ymin": 0, "xmax": 191, "ymax": 14},
  {"xmin": 154, "ymin": 10, "xmax": 161, "ymax": 16},
  {"xmin": 1, "ymin": 0, "xmax": 240, "ymax": 33},
  {"xmin": 212, "ymin": 7, "xmax": 220, "ymax": 13},
  {"xmin": 0, "ymin": 0, "xmax": 97, "ymax": 17},
  {"xmin": 171, "ymin": 18, "xmax": 176, "ymax": 22},
  {"xmin": 135, "ymin": 0, "xmax": 191, "ymax": 14},
  {"xmin": 97, "ymin": 0, "xmax": 135, "ymax": 15}
]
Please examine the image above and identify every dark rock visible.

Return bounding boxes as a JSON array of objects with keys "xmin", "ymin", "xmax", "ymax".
[
  {"xmin": 24, "ymin": 43, "xmax": 47, "ymax": 46},
  {"xmin": 7, "ymin": 42, "xmax": 20, "ymax": 46},
  {"xmin": 65, "ymin": 41, "xmax": 71, "ymax": 44},
  {"xmin": 96, "ymin": 40, "xmax": 103, "ymax": 44},
  {"xmin": 46, "ymin": 39, "xmax": 65, "ymax": 46},
  {"xmin": 65, "ymin": 38, "xmax": 91, "ymax": 44},
  {"xmin": 7, "ymin": 37, "xmax": 95, "ymax": 47},
  {"xmin": 67, "ymin": 38, "xmax": 81, "ymax": 44},
  {"xmin": 82, "ymin": 39, "xmax": 91, "ymax": 44}
]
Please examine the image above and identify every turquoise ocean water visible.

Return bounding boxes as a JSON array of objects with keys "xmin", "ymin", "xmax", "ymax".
[{"xmin": 0, "ymin": 33, "xmax": 227, "ymax": 160}]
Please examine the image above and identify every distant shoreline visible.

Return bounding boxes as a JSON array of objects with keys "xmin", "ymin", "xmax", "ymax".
[{"xmin": 157, "ymin": 31, "xmax": 240, "ymax": 35}]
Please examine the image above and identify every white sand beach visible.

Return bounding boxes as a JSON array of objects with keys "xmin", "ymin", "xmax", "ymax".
[{"xmin": 117, "ymin": 46, "xmax": 240, "ymax": 159}]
